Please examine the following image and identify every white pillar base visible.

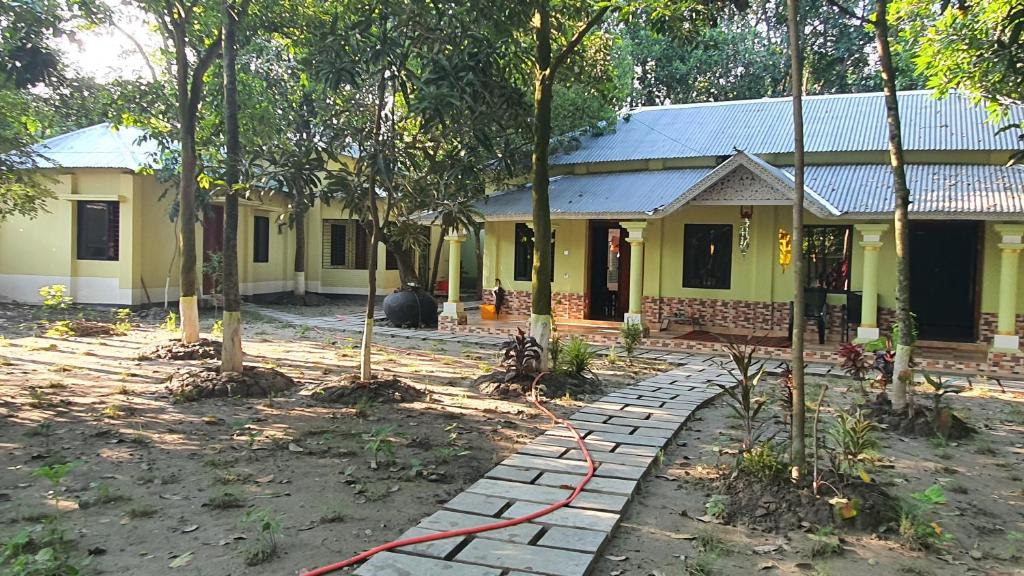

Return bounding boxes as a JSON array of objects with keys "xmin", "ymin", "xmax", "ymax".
[
  {"xmin": 623, "ymin": 313, "xmax": 644, "ymax": 326},
  {"xmin": 854, "ymin": 326, "xmax": 880, "ymax": 343},
  {"xmin": 991, "ymin": 334, "xmax": 1021, "ymax": 354},
  {"xmin": 441, "ymin": 301, "xmax": 466, "ymax": 323}
]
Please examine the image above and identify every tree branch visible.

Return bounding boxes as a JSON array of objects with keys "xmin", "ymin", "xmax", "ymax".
[
  {"xmin": 548, "ymin": 5, "xmax": 611, "ymax": 76},
  {"xmin": 825, "ymin": 0, "xmax": 872, "ymax": 25},
  {"xmin": 187, "ymin": 34, "xmax": 223, "ymax": 117},
  {"xmin": 112, "ymin": 21, "xmax": 159, "ymax": 82}
]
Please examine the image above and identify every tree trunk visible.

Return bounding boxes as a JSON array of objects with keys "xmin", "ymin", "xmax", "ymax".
[
  {"xmin": 786, "ymin": 0, "xmax": 807, "ymax": 478},
  {"xmin": 220, "ymin": 0, "xmax": 243, "ymax": 374},
  {"xmin": 473, "ymin": 225, "xmax": 484, "ymax": 300},
  {"xmin": 428, "ymin": 224, "xmax": 448, "ymax": 293},
  {"xmin": 874, "ymin": 0, "xmax": 913, "ymax": 411},
  {"xmin": 176, "ymin": 45, "xmax": 201, "ymax": 345},
  {"xmin": 294, "ymin": 205, "xmax": 306, "ymax": 296},
  {"xmin": 360, "ymin": 43, "xmax": 389, "ymax": 383},
  {"xmin": 529, "ymin": 2, "xmax": 555, "ymax": 369},
  {"xmin": 390, "ymin": 243, "xmax": 418, "ymax": 287}
]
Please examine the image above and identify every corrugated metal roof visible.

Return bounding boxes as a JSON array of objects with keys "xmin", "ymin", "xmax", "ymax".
[
  {"xmin": 475, "ymin": 161, "xmax": 1023, "ymax": 219},
  {"xmin": 474, "ymin": 169, "xmax": 712, "ymax": 219},
  {"xmin": 31, "ymin": 123, "xmax": 160, "ymax": 170},
  {"xmin": 552, "ymin": 91, "xmax": 1024, "ymax": 165},
  {"xmin": 799, "ymin": 164, "xmax": 1024, "ymax": 215}
]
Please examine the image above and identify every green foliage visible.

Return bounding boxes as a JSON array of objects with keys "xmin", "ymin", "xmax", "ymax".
[
  {"xmin": 920, "ymin": 371, "xmax": 967, "ymax": 436},
  {"xmin": 364, "ymin": 426, "xmax": 397, "ymax": 466},
  {"xmin": 211, "ymin": 319, "xmax": 224, "ymax": 337},
  {"xmin": 704, "ymin": 494, "xmax": 727, "ymax": 520},
  {"xmin": 738, "ymin": 441, "xmax": 785, "ymax": 482},
  {"xmin": 561, "ymin": 336, "xmax": 595, "ymax": 377},
  {"xmin": 202, "ymin": 252, "xmax": 224, "ymax": 296},
  {"xmin": 38, "ymin": 286, "xmax": 72, "ymax": 312},
  {"xmin": 240, "ymin": 508, "xmax": 282, "ymax": 566},
  {"xmin": 112, "ymin": 309, "xmax": 132, "ymax": 335},
  {"xmin": 0, "ymin": 521, "xmax": 83, "ymax": 576},
  {"xmin": 898, "ymin": 484, "xmax": 953, "ymax": 550},
  {"xmin": 31, "ymin": 463, "xmax": 75, "ymax": 490},
  {"xmin": 43, "ymin": 321, "xmax": 75, "ymax": 338},
  {"xmin": 206, "ymin": 489, "xmax": 245, "ymax": 510},
  {"xmin": 825, "ymin": 410, "xmax": 880, "ymax": 478},
  {"xmin": 548, "ymin": 334, "xmax": 563, "ymax": 371},
  {"xmin": 713, "ymin": 340, "xmax": 767, "ymax": 451},
  {"xmin": 807, "ymin": 526, "xmax": 842, "ymax": 557},
  {"xmin": 161, "ymin": 311, "xmax": 178, "ymax": 332},
  {"xmin": 619, "ymin": 322, "xmax": 643, "ymax": 358}
]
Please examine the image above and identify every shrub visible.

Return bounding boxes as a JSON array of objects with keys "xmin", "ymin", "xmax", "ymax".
[
  {"xmin": 39, "ymin": 285, "xmax": 72, "ymax": 311},
  {"xmin": 44, "ymin": 320, "xmax": 76, "ymax": 338},
  {"xmin": 738, "ymin": 441, "xmax": 785, "ymax": 481},
  {"xmin": 825, "ymin": 410, "xmax": 880, "ymax": 478},
  {"xmin": 212, "ymin": 319, "xmax": 224, "ymax": 337},
  {"xmin": 898, "ymin": 487, "xmax": 953, "ymax": 550},
  {"xmin": 501, "ymin": 328, "xmax": 541, "ymax": 381},
  {"xmin": 837, "ymin": 343, "xmax": 872, "ymax": 382},
  {"xmin": 113, "ymin": 308, "xmax": 133, "ymax": 335},
  {"xmin": 562, "ymin": 336, "xmax": 595, "ymax": 377},
  {"xmin": 619, "ymin": 322, "xmax": 643, "ymax": 358},
  {"xmin": 162, "ymin": 311, "xmax": 178, "ymax": 332},
  {"xmin": 241, "ymin": 508, "xmax": 282, "ymax": 566},
  {"xmin": 548, "ymin": 334, "xmax": 563, "ymax": 371},
  {"xmin": 713, "ymin": 340, "xmax": 767, "ymax": 451},
  {"xmin": 704, "ymin": 495, "xmax": 727, "ymax": 520}
]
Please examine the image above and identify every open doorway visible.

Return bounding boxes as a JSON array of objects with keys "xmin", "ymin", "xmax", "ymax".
[
  {"xmin": 909, "ymin": 221, "xmax": 981, "ymax": 342},
  {"xmin": 202, "ymin": 205, "xmax": 224, "ymax": 295},
  {"xmin": 587, "ymin": 221, "xmax": 630, "ymax": 320}
]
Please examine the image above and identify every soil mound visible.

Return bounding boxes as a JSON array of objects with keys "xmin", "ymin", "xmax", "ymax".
[
  {"xmin": 169, "ymin": 366, "xmax": 296, "ymax": 401},
  {"xmin": 863, "ymin": 392, "xmax": 973, "ymax": 440},
  {"xmin": 719, "ymin": 474, "xmax": 897, "ymax": 532},
  {"xmin": 474, "ymin": 371, "xmax": 601, "ymax": 399},
  {"xmin": 306, "ymin": 376, "xmax": 423, "ymax": 405},
  {"xmin": 138, "ymin": 339, "xmax": 222, "ymax": 361}
]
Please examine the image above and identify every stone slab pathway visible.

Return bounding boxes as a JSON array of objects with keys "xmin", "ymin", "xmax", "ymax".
[{"xmin": 345, "ymin": 357, "xmax": 733, "ymax": 576}]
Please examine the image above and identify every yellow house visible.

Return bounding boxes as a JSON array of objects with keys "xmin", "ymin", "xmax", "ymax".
[
  {"xmin": 0, "ymin": 123, "xmax": 401, "ymax": 305},
  {"xmin": 435, "ymin": 91, "xmax": 1024, "ymax": 372}
]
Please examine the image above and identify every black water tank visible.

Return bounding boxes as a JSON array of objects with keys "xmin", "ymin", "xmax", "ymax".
[{"xmin": 383, "ymin": 287, "xmax": 438, "ymax": 328}]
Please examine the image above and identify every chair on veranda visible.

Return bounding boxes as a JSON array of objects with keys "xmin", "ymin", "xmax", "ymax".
[{"xmin": 789, "ymin": 287, "xmax": 829, "ymax": 345}]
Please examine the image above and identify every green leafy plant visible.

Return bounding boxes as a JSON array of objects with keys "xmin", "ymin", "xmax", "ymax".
[
  {"xmin": 364, "ymin": 425, "xmax": 397, "ymax": 467},
  {"xmin": 920, "ymin": 371, "xmax": 967, "ymax": 438},
  {"xmin": 825, "ymin": 410, "xmax": 880, "ymax": 479},
  {"xmin": 212, "ymin": 319, "xmax": 224, "ymax": 337},
  {"xmin": 619, "ymin": 321, "xmax": 643, "ymax": 359},
  {"xmin": 44, "ymin": 321, "xmax": 75, "ymax": 338},
  {"xmin": 548, "ymin": 333, "xmax": 563, "ymax": 371},
  {"xmin": 240, "ymin": 508, "xmax": 282, "ymax": 566},
  {"xmin": 807, "ymin": 526, "xmax": 842, "ymax": 557},
  {"xmin": 202, "ymin": 252, "xmax": 224, "ymax": 296},
  {"xmin": 206, "ymin": 489, "xmax": 245, "ymax": 509},
  {"xmin": 561, "ymin": 335, "xmax": 595, "ymax": 377},
  {"xmin": 606, "ymin": 345, "xmax": 619, "ymax": 365},
  {"xmin": 898, "ymin": 484, "xmax": 953, "ymax": 550},
  {"xmin": 39, "ymin": 285, "xmax": 72, "ymax": 312},
  {"xmin": 500, "ymin": 328, "xmax": 541, "ymax": 381},
  {"xmin": 112, "ymin": 308, "xmax": 132, "ymax": 335},
  {"xmin": 738, "ymin": 441, "xmax": 785, "ymax": 482},
  {"xmin": 713, "ymin": 340, "xmax": 767, "ymax": 451},
  {"xmin": 0, "ymin": 522, "xmax": 84, "ymax": 576},
  {"xmin": 704, "ymin": 494, "xmax": 727, "ymax": 520},
  {"xmin": 161, "ymin": 311, "xmax": 178, "ymax": 332},
  {"xmin": 32, "ymin": 463, "xmax": 76, "ymax": 510}
]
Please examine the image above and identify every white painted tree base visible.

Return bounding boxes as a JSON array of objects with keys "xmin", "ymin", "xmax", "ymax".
[
  {"xmin": 221, "ymin": 311, "xmax": 243, "ymax": 373},
  {"xmin": 180, "ymin": 296, "xmax": 200, "ymax": 344},
  {"xmin": 530, "ymin": 313, "xmax": 553, "ymax": 371},
  {"xmin": 294, "ymin": 272, "xmax": 306, "ymax": 296}
]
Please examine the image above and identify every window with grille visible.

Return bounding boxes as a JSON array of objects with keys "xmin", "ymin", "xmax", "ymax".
[{"xmin": 76, "ymin": 201, "xmax": 119, "ymax": 261}]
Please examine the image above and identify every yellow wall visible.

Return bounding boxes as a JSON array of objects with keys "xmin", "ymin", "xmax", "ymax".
[
  {"xmin": 481, "ymin": 219, "xmax": 588, "ymax": 295},
  {"xmin": 308, "ymin": 202, "xmax": 401, "ymax": 294}
]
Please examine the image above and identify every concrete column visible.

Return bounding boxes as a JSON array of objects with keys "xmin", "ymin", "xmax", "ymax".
[
  {"xmin": 993, "ymin": 224, "xmax": 1024, "ymax": 352},
  {"xmin": 854, "ymin": 223, "xmax": 889, "ymax": 342},
  {"xmin": 621, "ymin": 221, "xmax": 648, "ymax": 327},
  {"xmin": 441, "ymin": 231, "xmax": 467, "ymax": 324}
]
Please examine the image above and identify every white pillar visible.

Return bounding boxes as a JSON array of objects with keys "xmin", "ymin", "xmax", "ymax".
[
  {"xmin": 441, "ymin": 231, "xmax": 467, "ymax": 324},
  {"xmin": 621, "ymin": 221, "xmax": 648, "ymax": 327},
  {"xmin": 992, "ymin": 224, "xmax": 1024, "ymax": 352},
  {"xmin": 854, "ymin": 223, "xmax": 889, "ymax": 343}
]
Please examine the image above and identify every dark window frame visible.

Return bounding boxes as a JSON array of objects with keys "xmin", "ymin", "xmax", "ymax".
[
  {"xmin": 324, "ymin": 221, "xmax": 347, "ymax": 268},
  {"xmin": 682, "ymin": 223, "xmax": 733, "ymax": 290},
  {"xmin": 513, "ymin": 223, "xmax": 555, "ymax": 282},
  {"xmin": 76, "ymin": 201, "xmax": 120, "ymax": 261},
  {"xmin": 803, "ymin": 225, "xmax": 853, "ymax": 293},
  {"xmin": 253, "ymin": 215, "xmax": 270, "ymax": 263}
]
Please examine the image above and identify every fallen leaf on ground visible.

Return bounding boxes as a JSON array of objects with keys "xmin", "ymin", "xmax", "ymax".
[
  {"xmin": 168, "ymin": 551, "xmax": 193, "ymax": 568},
  {"xmin": 182, "ymin": 525, "xmax": 198, "ymax": 533},
  {"xmin": 255, "ymin": 475, "xmax": 274, "ymax": 483},
  {"xmin": 604, "ymin": 554, "xmax": 627, "ymax": 561},
  {"xmin": 288, "ymin": 443, "xmax": 305, "ymax": 452}
]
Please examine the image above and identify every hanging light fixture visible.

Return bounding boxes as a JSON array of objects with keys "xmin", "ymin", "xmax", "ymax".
[{"xmin": 738, "ymin": 205, "xmax": 753, "ymax": 256}]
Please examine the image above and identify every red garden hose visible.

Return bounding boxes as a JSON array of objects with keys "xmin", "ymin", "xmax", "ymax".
[{"xmin": 300, "ymin": 372, "xmax": 596, "ymax": 576}]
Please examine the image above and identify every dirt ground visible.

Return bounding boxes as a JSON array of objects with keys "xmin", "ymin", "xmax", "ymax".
[
  {"xmin": 594, "ymin": 375, "xmax": 1024, "ymax": 576},
  {"xmin": 0, "ymin": 303, "xmax": 667, "ymax": 575}
]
